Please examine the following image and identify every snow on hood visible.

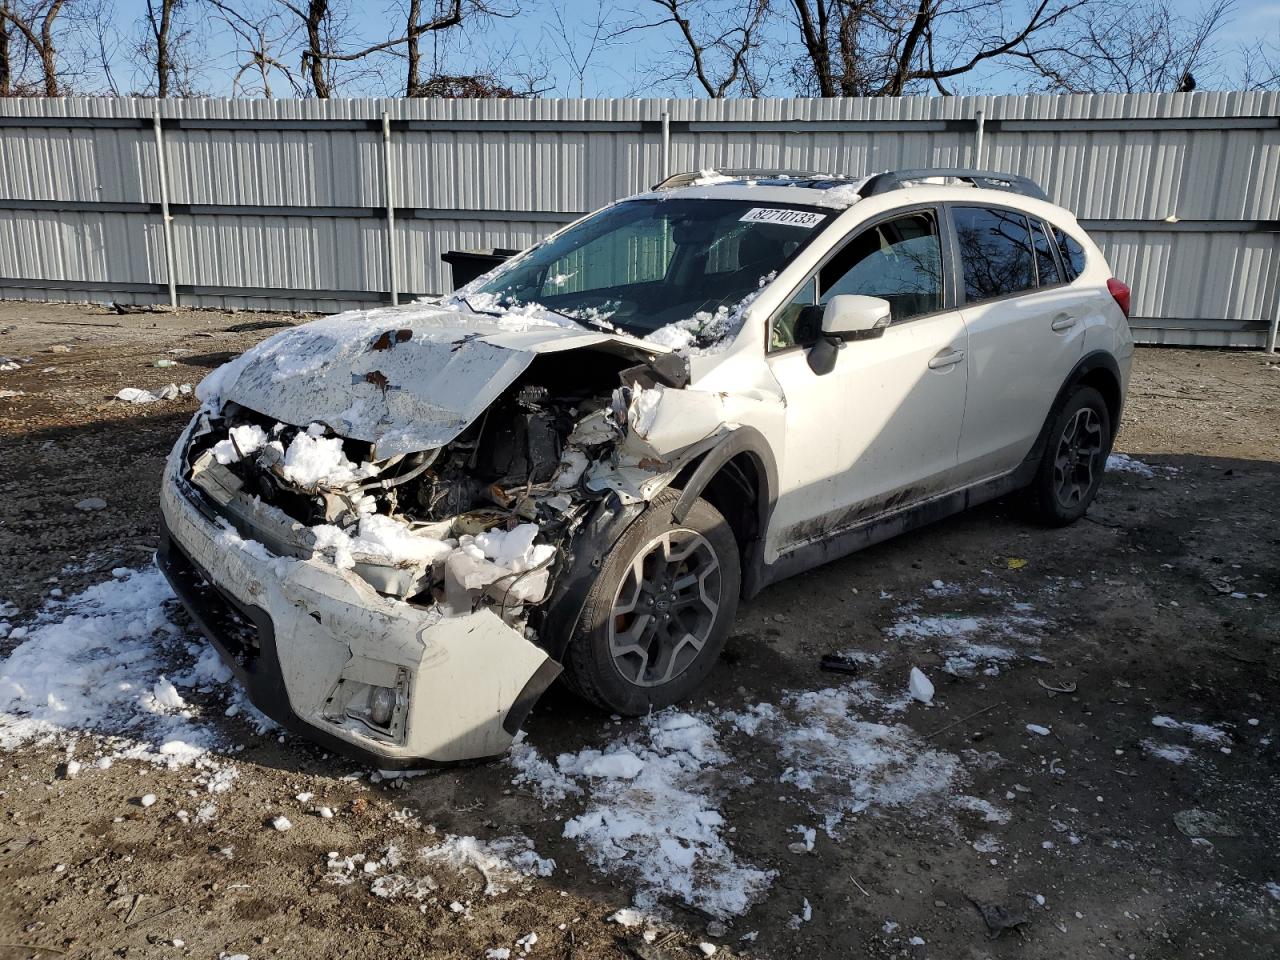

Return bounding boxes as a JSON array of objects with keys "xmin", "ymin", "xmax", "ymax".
[{"xmin": 197, "ymin": 304, "xmax": 667, "ymax": 459}]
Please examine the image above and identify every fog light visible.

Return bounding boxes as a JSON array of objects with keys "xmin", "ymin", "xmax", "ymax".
[{"xmin": 369, "ymin": 685, "xmax": 397, "ymax": 727}]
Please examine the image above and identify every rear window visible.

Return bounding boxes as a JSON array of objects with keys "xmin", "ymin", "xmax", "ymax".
[
  {"xmin": 953, "ymin": 206, "xmax": 1036, "ymax": 302},
  {"xmin": 1053, "ymin": 226, "xmax": 1087, "ymax": 281}
]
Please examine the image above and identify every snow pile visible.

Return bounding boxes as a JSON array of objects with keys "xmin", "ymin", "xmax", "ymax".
[
  {"xmin": 554, "ymin": 711, "xmax": 775, "ymax": 919},
  {"xmin": 1106, "ymin": 453, "xmax": 1176, "ymax": 478},
  {"xmin": 211, "ymin": 424, "xmax": 269, "ymax": 465},
  {"xmin": 447, "ymin": 524, "xmax": 557, "ymax": 605},
  {"xmin": 445, "ymin": 291, "xmax": 584, "ymax": 330},
  {"xmin": 0, "ymin": 567, "xmax": 246, "ymax": 768},
  {"xmin": 313, "ymin": 514, "xmax": 455, "ymax": 571},
  {"xmin": 508, "ymin": 731, "xmax": 581, "ymax": 804},
  {"xmin": 642, "ymin": 273, "xmax": 775, "ymax": 354},
  {"xmin": 688, "ymin": 169, "xmax": 736, "ymax": 186},
  {"xmin": 625, "ymin": 384, "xmax": 665, "ymax": 437},
  {"xmin": 280, "ymin": 426, "xmax": 376, "ymax": 489}
]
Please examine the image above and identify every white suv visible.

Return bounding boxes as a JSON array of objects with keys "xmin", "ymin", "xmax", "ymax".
[{"xmin": 159, "ymin": 167, "xmax": 1133, "ymax": 766}]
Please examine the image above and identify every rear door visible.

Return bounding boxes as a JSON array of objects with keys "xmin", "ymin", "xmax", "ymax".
[
  {"xmin": 949, "ymin": 205, "xmax": 1086, "ymax": 484},
  {"xmin": 766, "ymin": 208, "xmax": 969, "ymax": 552}
]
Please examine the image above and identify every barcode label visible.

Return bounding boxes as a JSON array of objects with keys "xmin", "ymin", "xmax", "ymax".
[{"xmin": 739, "ymin": 207, "xmax": 824, "ymax": 229}]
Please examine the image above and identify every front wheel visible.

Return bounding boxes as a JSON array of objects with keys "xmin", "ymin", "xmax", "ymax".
[
  {"xmin": 564, "ymin": 490, "xmax": 741, "ymax": 715},
  {"xmin": 1024, "ymin": 385, "xmax": 1113, "ymax": 526}
]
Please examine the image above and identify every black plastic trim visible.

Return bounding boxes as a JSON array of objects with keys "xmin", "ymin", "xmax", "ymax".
[
  {"xmin": 759, "ymin": 462, "xmax": 1036, "ymax": 589},
  {"xmin": 669, "ymin": 427, "xmax": 779, "ymax": 599},
  {"xmin": 502, "ymin": 659, "xmax": 563, "ymax": 736}
]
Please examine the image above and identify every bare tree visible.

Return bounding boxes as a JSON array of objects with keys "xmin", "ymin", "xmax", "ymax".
[
  {"xmin": 141, "ymin": 0, "xmax": 186, "ymax": 95},
  {"xmin": 279, "ymin": 0, "xmax": 333, "ymax": 96},
  {"xmin": 541, "ymin": 0, "xmax": 631, "ymax": 97},
  {"xmin": 0, "ymin": 2, "xmax": 12, "ymax": 95},
  {"xmin": 207, "ymin": 0, "xmax": 302, "ymax": 96},
  {"xmin": 643, "ymin": 0, "xmax": 1079, "ymax": 97},
  {"xmin": 3, "ymin": 0, "xmax": 66, "ymax": 95},
  {"xmin": 641, "ymin": 0, "xmax": 770, "ymax": 96},
  {"xmin": 405, "ymin": 0, "xmax": 464, "ymax": 96},
  {"xmin": 1238, "ymin": 23, "xmax": 1279, "ymax": 90},
  {"xmin": 1012, "ymin": 0, "xmax": 1234, "ymax": 93}
]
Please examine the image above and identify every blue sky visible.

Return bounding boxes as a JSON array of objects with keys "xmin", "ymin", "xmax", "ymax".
[{"xmin": 48, "ymin": 0, "xmax": 1280, "ymax": 98}]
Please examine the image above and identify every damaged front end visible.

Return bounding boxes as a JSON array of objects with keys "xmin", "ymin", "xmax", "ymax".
[{"xmin": 158, "ymin": 319, "xmax": 726, "ymax": 766}]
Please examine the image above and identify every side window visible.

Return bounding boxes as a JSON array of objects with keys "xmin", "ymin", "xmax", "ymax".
[
  {"xmin": 819, "ymin": 211, "xmax": 943, "ymax": 320},
  {"xmin": 953, "ymin": 206, "xmax": 1036, "ymax": 302},
  {"xmin": 1032, "ymin": 220, "xmax": 1061, "ymax": 286},
  {"xmin": 771, "ymin": 277, "xmax": 819, "ymax": 351},
  {"xmin": 1052, "ymin": 225, "xmax": 1086, "ymax": 281},
  {"xmin": 770, "ymin": 211, "xmax": 943, "ymax": 350},
  {"xmin": 542, "ymin": 218, "xmax": 674, "ymax": 296}
]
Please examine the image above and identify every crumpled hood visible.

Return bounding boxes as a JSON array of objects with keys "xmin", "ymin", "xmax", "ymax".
[{"xmin": 197, "ymin": 303, "xmax": 667, "ymax": 458}]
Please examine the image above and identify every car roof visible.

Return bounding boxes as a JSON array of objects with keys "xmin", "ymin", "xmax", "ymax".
[{"xmin": 636, "ymin": 167, "xmax": 1053, "ymax": 210}]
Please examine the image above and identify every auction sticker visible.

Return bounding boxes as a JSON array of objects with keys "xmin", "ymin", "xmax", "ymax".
[{"xmin": 739, "ymin": 207, "xmax": 824, "ymax": 228}]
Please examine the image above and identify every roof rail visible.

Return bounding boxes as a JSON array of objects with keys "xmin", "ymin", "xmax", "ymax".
[
  {"xmin": 858, "ymin": 168, "xmax": 1050, "ymax": 203},
  {"xmin": 652, "ymin": 168, "xmax": 827, "ymax": 190}
]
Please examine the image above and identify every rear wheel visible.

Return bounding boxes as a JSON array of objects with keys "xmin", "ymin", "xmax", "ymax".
[
  {"xmin": 1024, "ymin": 385, "xmax": 1112, "ymax": 526},
  {"xmin": 565, "ymin": 490, "xmax": 740, "ymax": 714}
]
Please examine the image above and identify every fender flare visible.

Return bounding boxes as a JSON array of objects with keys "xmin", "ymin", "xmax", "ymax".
[
  {"xmin": 1023, "ymin": 349, "xmax": 1123, "ymax": 466},
  {"xmin": 670, "ymin": 425, "xmax": 779, "ymax": 598}
]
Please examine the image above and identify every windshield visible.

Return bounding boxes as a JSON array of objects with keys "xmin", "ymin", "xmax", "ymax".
[{"xmin": 459, "ymin": 198, "xmax": 832, "ymax": 340}]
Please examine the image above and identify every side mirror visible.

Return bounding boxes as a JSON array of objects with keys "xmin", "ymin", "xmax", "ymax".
[
  {"xmin": 806, "ymin": 295, "xmax": 892, "ymax": 375},
  {"xmin": 821, "ymin": 295, "xmax": 891, "ymax": 340}
]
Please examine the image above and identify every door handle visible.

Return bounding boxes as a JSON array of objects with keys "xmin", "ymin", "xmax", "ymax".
[
  {"xmin": 928, "ymin": 349, "xmax": 965, "ymax": 370},
  {"xmin": 1051, "ymin": 313, "xmax": 1077, "ymax": 331}
]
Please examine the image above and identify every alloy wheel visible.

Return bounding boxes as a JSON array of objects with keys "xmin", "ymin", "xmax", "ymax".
[
  {"xmin": 1054, "ymin": 407, "xmax": 1104, "ymax": 508},
  {"xmin": 608, "ymin": 529, "xmax": 722, "ymax": 687}
]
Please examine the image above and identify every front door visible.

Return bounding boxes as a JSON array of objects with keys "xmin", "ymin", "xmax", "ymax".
[{"xmin": 765, "ymin": 209, "xmax": 969, "ymax": 555}]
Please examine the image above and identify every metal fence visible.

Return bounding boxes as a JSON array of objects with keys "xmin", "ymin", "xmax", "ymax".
[{"xmin": 1, "ymin": 92, "xmax": 1277, "ymax": 347}]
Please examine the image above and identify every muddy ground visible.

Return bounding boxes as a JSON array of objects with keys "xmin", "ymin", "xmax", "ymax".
[{"xmin": 0, "ymin": 299, "xmax": 1278, "ymax": 960}]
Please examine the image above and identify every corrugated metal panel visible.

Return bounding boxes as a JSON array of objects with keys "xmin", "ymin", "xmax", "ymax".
[{"xmin": 0, "ymin": 92, "xmax": 1275, "ymax": 343}]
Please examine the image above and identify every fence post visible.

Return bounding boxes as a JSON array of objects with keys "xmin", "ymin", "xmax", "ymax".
[
  {"xmin": 974, "ymin": 109, "xmax": 985, "ymax": 168},
  {"xmin": 382, "ymin": 110, "xmax": 399, "ymax": 307},
  {"xmin": 152, "ymin": 108, "xmax": 178, "ymax": 310},
  {"xmin": 661, "ymin": 110, "xmax": 671, "ymax": 179},
  {"xmin": 1268, "ymin": 297, "xmax": 1278, "ymax": 354}
]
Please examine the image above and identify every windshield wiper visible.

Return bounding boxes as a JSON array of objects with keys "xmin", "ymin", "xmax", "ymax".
[{"xmin": 457, "ymin": 295, "xmax": 504, "ymax": 316}]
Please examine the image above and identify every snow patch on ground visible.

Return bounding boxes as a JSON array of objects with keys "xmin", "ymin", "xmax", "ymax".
[
  {"xmin": 1107, "ymin": 453, "xmax": 1177, "ymax": 478},
  {"xmin": 1151, "ymin": 714, "xmax": 1230, "ymax": 746},
  {"xmin": 886, "ymin": 599, "xmax": 1046, "ymax": 678},
  {"xmin": 325, "ymin": 833, "xmax": 553, "ymax": 905},
  {"xmin": 517, "ymin": 710, "xmax": 775, "ymax": 919},
  {"xmin": 0, "ymin": 567, "xmax": 237, "ymax": 765},
  {"xmin": 510, "ymin": 672, "xmax": 976, "ymax": 917},
  {"xmin": 756, "ymin": 687, "xmax": 961, "ymax": 835},
  {"xmin": 418, "ymin": 834, "xmax": 556, "ymax": 895},
  {"xmin": 559, "ymin": 711, "xmax": 774, "ymax": 918},
  {"xmin": 1142, "ymin": 739, "xmax": 1194, "ymax": 764}
]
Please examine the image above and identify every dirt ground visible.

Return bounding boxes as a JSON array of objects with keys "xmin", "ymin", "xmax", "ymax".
[{"xmin": 1, "ymin": 299, "xmax": 1278, "ymax": 960}]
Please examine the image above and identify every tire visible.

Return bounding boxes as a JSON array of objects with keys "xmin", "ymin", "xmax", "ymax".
[
  {"xmin": 1024, "ymin": 385, "xmax": 1113, "ymax": 526},
  {"xmin": 564, "ymin": 489, "xmax": 741, "ymax": 715}
]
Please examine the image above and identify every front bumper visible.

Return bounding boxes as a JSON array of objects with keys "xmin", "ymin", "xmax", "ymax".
[{"xmin": 157, "ymin": 461, "xmax": 561, "ymax": 767}]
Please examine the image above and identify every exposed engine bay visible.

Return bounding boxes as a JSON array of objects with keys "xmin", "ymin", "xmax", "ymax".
[{"xmin": 177, "ymin": 349, "xmax": 693, "ymax": 639}]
